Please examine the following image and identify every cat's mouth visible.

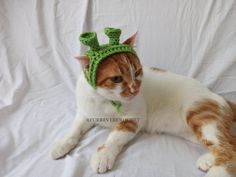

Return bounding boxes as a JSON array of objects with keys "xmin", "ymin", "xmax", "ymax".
[
  {"xmin": 121, "ymin": 89, "xmax": 139, "ymax": 97},
  {"xmin": 121, "ymin": 90, "xmax": 140, "ymax": 102}
]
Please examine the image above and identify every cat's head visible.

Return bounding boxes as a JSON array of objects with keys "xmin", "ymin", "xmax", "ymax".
[{"xmin": 76, "ymin": 33, "xmax": 143, "ymax": 103}]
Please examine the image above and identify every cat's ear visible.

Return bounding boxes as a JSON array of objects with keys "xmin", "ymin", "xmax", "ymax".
[
  {"xmin": 123, "ymin": 32, "xmax": 137, "ymax": 47},
  {"xmin": 75, "ymin": 55, "xmax": 90, "ymax": 69}
]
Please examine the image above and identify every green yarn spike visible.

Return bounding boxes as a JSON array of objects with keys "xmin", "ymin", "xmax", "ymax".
[
  {"xmin": 80, "ymin": 32, "xmax": 100, "ymax": 51},
  {"xmin": 104, "ymin": 27, "xmax": 121, "ymax": 45}
]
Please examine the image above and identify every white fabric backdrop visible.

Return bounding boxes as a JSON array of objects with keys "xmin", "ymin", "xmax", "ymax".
[{"xmin": 0, "ymin": 0, "xmax": 235, "ymax": 177}]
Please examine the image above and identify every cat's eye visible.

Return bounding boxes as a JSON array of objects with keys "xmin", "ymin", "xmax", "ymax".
[
  {"xmin": 135, "ymin": 69, "xmax": 143, "ymax": 77},
  {"xmin": 111, "ymin": 76, "xmax": 123, "ymax": 83}
]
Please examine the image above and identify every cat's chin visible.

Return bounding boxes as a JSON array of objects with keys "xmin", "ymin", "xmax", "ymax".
[
  {"xmin": 119, "ymin": 96, "xmax": 137, "ymax": 103},
  {"xmin": 103, "ymin": 96, "xmax": 135, "ymax": 104},
  {"xmin": 102, "ymin": 96, "xmax": 136, "ymax": 104}
]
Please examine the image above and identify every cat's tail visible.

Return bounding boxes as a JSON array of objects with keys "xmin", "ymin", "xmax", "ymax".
[{"xmin": 226, "ymin": 100, "xmax": 236, "ymax": 122}]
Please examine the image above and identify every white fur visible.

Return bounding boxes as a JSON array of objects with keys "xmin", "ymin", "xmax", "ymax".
[
  {"xmin": 51, "ymin": 66, "xmax": 228, "ymax": 173},
  {"xmin": 97, "ymin": 84, "xmax": 123, "ymax": 102},
  {"xmin": 91, "ymin": 131, "xmax": 135, "ymax": 173},
  {"xmin": 201, "ymin": 122, "xmax": 219, "ymax": 145},
  {"xmin": 141, "ymin": 66, "xmax": 226, "ymax": 136},
  {"xmin": 205, "ymin": 166, "xmax": 232, "ymax": 177},
  {"xmin": 124, "ymin": 54, "xmax": 135, "ymax": 82},
  {"xmin": 51, "ymin": 115, "xmax": 93, "ymax": 159},
  {"xmin": 196, "ymin": 153, "xmax": 214, "ymax": 172},
  {"xmin": 91, "ymin": 147, "xmax": 116, "ymax": 173}
]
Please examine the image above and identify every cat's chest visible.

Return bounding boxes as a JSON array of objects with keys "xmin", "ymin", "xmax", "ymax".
[
  {"xmin": 77, "ymin": 94, "xmax": 146, "ymax": 128},
  {"xmin": 79, "ymin": 98, "xmax": 119, "ymax": 117},
  {"xmin": 77, "ymin": 98, "xmax": 119, "ymax": 127}
]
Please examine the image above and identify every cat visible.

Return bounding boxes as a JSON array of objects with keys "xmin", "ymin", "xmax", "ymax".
[{"xmin": 51, "ymin": 33, "xmax": 236, "ymax": 177}]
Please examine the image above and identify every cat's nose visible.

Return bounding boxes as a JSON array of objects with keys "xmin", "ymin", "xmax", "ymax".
[
  {"xmin": 130, "ymin": 86, "xmax": 139, "ymax": 93},
  {"xmin": 129, "ymin": 82, "xmax": 139, "ymax": 94},
  {"xmin": 131, "ymin": 90, "xmax": 139, "ymax": 96}
]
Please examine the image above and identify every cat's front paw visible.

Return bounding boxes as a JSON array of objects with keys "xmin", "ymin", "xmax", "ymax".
[
  {"xmin": 90, "ymin": 145, "xmax": 117, "ymax": 173},
  {"xmin": 50, "ymin": 137, "xmax": 78, "ymax": 159},
  {"xmin": 196, "ymin": 153, "xmax": 214, "ymax": 172}
]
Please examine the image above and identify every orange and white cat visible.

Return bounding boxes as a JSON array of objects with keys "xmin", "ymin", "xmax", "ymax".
[{"xmin": 51, "ymin": 34, "xmax": 236, "ymax": 177}]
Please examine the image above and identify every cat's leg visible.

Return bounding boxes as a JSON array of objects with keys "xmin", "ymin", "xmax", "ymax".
[
  {"xmin": 51, "ymin": 114, "xmax": 93, "ymax": 159},
  {"xmin": 90, "ymin": 119, "xmax": 142, "ymax": 173},
  {"xmin": 187, "ymin": 99, "xmax": 236, "ymax": 177}
]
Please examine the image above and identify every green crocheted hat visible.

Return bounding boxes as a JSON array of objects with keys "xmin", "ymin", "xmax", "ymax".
[{"xmin": 79, "ymin": 27, "xmax": 138, "ymax": 89}]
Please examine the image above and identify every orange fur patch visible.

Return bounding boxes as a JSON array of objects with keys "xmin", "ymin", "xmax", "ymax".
[
  {"xmin": 150, "ymin": 67, "xmax": 166, "ymax": 72},
  {"xmin": 227, "ymin": 100, "xmax": 236, "ymax": 122},
  {"xmin": 96, "ymin": 57, "xmax": 119, "ymax": 89},
  {"xmin": 187, "ymin": 99, "xmax": 236, "ymax": 175},
  {"xmin": 114, "ymin": 120, "xmax": 138, "ymax": 133},
  {"xmin": 97, "ymin": 144, "xmax": 106, "ymax": 152}
]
